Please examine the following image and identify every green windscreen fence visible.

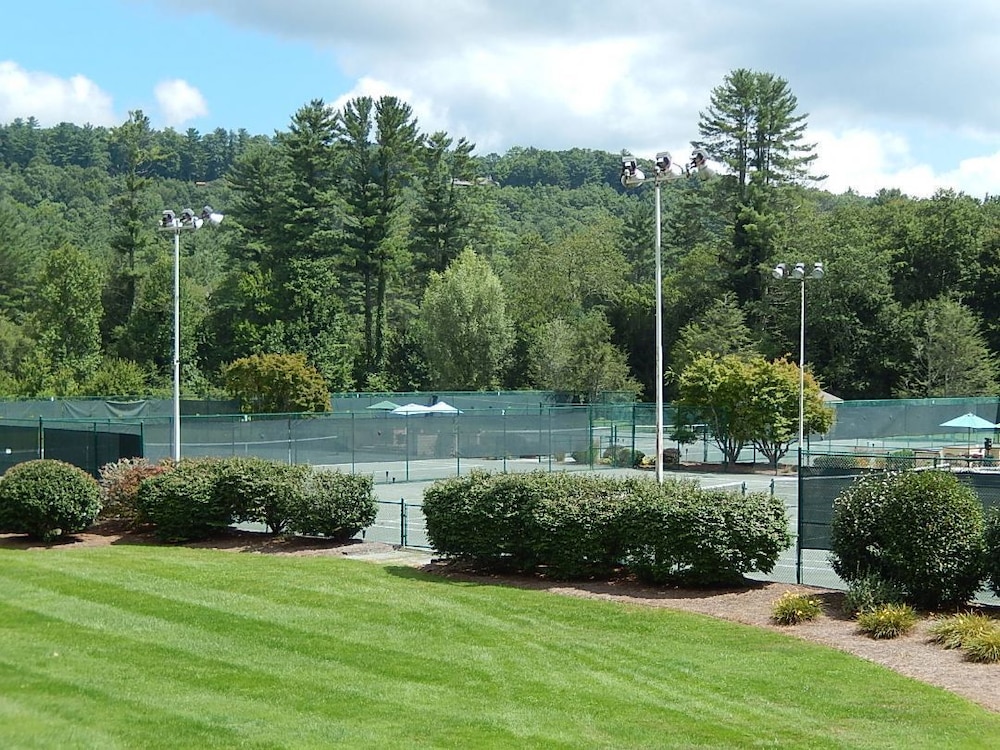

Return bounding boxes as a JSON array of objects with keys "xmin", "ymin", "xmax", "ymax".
[
  {"xmin": 133, "ymin": 408, "xmax": 591, "ymax": 463},
  {"xmin": 0, "ymin": 406, "xmax": 599, "ymax": 482},
  {"xmin": 0, "ymin": 420, "xmax": 143, "ymax": 477},
  {"xmin": 799, "ymin": 465, "xmax": 1000, "ymax": 552}
]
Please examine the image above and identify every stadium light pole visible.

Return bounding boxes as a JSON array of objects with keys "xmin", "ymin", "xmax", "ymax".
[
  {"xmin": 621, "ymin": 150, "xmax": 711, "ymax": 483},
  {"xmin": 772, "ymin": 260, "xmax": 824, "ymax": 583},
  {"xmin": 157, "ymin": 206, "xmax": 224, "ymax": 462}
]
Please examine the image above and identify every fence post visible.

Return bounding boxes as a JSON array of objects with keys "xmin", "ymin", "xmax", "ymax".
[
  {"xmin": 38, "ymin": 417, "xmax": 44, "ymax": 460},
  {"xmin": 400, "ymin": 499, "xmax": 407, "ymax": 547},
  {"xmin": 631, "ymin": 404, "xmax": 637, "ymax": 465},
  {"xmin": 503, "ymin": 410, "xmax": 507, "ymax": 474},
  {"xmin": 548, "ymin": 408, "xmax": 553, "ymax": 472}
]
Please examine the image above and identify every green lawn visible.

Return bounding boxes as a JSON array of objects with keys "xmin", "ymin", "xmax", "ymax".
[{"xmin": 0, "ymin": 545, "xmax": 997, "ymax": 749}]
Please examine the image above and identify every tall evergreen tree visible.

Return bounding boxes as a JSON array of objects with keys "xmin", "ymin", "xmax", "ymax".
[
  {"xmin": 336, "ymin": 95, "xmax": 420, "ymax": 383},
  {"xmin": 30, "ymin": 244, "xmax": 103, "ymax": 388},
  {"xmin": 695, "ymin": 69, "xmax": 819, "ymax": 306},
  {"xmin": 105, "ymin": 110, "xmax": 159, "ymax": 351},
  {"xmin": 411, "ymin": 131, "xmax": 475, "ymax": 282}
]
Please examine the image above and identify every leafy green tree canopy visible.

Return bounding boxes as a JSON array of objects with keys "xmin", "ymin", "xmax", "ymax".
[
  {"xmin": 419, "ymin": 248, "xmax": 514, "ymax": 390},
  {"xmin": 223, "ymin": 353, "xmax": 330, "ymax": 414},
  {"xmin": 675, "ymin": 353, "xmax": 832, "ymax": 466}
]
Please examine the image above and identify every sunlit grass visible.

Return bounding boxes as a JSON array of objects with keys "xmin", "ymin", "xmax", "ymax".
[{"xmin": 1, "ymin": 545, "xmax": 998, "ymax": 748}]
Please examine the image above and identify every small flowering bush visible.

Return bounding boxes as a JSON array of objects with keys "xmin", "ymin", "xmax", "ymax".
[
  {"xmin": 928, "ymin": 612, "xmax": 997, "ymax": 650},
  {"xmin": 856, "ymin": 603, "xmax": 918, "ymax": 640},
  {"xmin": 964, "ymin": 629, "xmax": 1000, "ymax": 663},
  {"xmin": 771, "ymin": 591, "xmax": 823, "ymax": 625}
]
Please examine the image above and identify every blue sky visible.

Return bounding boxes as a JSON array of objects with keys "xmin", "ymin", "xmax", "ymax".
[{"xmin": 5, "ymin": 0, "xmax": 1000, "ymax": 198}]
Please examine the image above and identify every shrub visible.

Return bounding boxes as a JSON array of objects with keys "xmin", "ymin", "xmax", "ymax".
[
  {"xmin": 570, "ymin": 442, "xmax": 599, "ymax": 466},
  {"xmin": 424, "ymin": 472, "xmax": 790, "ymax": 585},
  {"xmin": 423, "ymin": 471, "xmax": 540, "ymax": 570},
  {"xmin": 842, "ymin": 572, "xmax": 905, "ymax": 617},
  {"xmin": 985, "ymin": 508, "xmax": 1000, "ymax": 598},
  {"xmin": 964, "ymin": 629, "xmax": 1000, "ymax": 663},
  {"xmin": 521, "ymin": 473, "xmax": 649, "ymax": 579},
  {"xmin": 856, "ymin": 603, "xmax": 918, "ymax": 639},
  {"xmin": 288, "ymin": 470, "xmax": 377, "ymax": 541},
  {"xmin": 136, "ymin": 459, "xmax": 230, "ymax": 542},
  {"xmin": 98, "ymin": 457, "xmax": 170, "ymax": 523},
  {"xmin": 603, "ymin": 445, "xmax": 645, "ymax": 468},
  {"xmin": 630, "ymin": 486, "xmax": 790, "ymax": 586},
  {"xmin": 212, "ymin": 456, "xmax": 309, "ymax": 534},
  {"xmin": 0, "ymin": 459, "xmax": 101, "ymax": 541},
  {"xmin": 771, "ymin": 591, "xmax": 823, "ymax": 625},
  {"xmin": 928, "ymin": 612, "xmax": 997, "ymax": 650},
  {"xmin": 830, "ymin": 470, "xmax": 985, "ymax": 610}
]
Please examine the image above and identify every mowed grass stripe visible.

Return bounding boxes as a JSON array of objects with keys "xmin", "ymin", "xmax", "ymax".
[
  {"xmin": 1, "ymin": 552, "xmax": 825, "ymax": 736},
  {"xmin": 1, "ymin": 547, "xmax": 998, "ymax": 749},
  {"xmin": 0, "ymin": 573, "xmax": 760, "ymax": 747}
]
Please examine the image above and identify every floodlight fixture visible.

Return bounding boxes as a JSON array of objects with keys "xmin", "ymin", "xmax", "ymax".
[
  {"xmin": 620, "ymin": 155, "xmax": 645, "ymax": 188},
  {"xmin": 654, "ymin": 151, "xmax": 673, "ymax": 176},
  {"xmin": 201, "ymin": 205, "xmax": 224, "ymax": 226}
]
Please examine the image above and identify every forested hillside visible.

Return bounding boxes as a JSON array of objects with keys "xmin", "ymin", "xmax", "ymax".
[{"xmin": 1, "ymin": 69, "xmax": 998, "ymax": 403}]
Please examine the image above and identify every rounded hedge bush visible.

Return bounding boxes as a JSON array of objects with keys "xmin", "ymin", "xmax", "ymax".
[
  {"xmin": 985, "ymin": 507, "xmax": 1000, "ymax": 598},
  {"xmin": 212, "ymin": 456, "xmax": 309, "ymax": 534},
  {"xmin": 423, "ymin": 471, "xmax": 540, "ymax": 570},
  {"xmin": 830, "ymin": 470, "xmax": 984, "ymax": 610},
  {"xmin": 136, "ymin": 459, "xmax": 230, "ymax": 542},
  {"xmin": 423, "ymin": 471, "xmax": 790, "ymax": 584},
  {"xmin": 288, "ymin": 470, "xmax": 377, "ymax": 541},
  {"xmin": 0, "ymin": 459, "xmax": 101, "ymax": 541}
]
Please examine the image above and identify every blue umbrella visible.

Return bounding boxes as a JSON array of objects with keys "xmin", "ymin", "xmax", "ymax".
[{"xmin": 940, "ymin": 413, "xmax": 997, "ymax": 453}]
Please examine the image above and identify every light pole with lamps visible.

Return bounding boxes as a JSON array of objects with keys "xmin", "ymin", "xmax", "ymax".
[
  {"xmin": 621, "ymin": 149, "xmax": 711, "ymax": 483},
  {"xmin": 158, "ymin": 206, "xmax": 224, "ymax": 462},
  {"xmin": 772, "ymin": 260, "xmax": 824, "ymax": 583}
]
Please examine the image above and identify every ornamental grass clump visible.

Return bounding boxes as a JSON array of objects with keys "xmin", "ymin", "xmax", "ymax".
[
  {"xmin": 928, "ymin": 612, "xmax": 997, "ymax": 650},
  {"xmin": 856, "ymin": 603, "xmax": 918, "ymax": 640},
  {"xmin": 964, "ymin": 628, "xmax": 1000, "ymax": 663},
  {"xmin": 771, "ymin": 591, "xmax": 823, "ymax": 625}
]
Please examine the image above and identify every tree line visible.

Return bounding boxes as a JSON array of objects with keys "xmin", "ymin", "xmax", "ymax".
[{"xmin": 0, "ymin": 68, "xmax": 998, "ymax": 405}]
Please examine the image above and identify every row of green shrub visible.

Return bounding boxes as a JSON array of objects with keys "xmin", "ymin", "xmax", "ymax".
[
  {"xmin": 831, "ymin": 469, "xmax": 1000, "ymax": 610},
  {"xmin": 422, "ymin": 471, "xmax": 790, "ymax": 584},
  {"xmin": 0, "ymin": 457, "xmax": 377, "ymax": 544}
]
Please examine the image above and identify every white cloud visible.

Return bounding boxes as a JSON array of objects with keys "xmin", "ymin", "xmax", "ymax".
[
  {"xmin": 154, "ymin": 79, "xmax": 208, "ymax": 127},
  {"xmin": 811, "ymin": 128, "xmax": 1000, "ymax": 199},
  {"xmin": 0, "ymin": 61, "xmax": 117, "ymax": 126}
]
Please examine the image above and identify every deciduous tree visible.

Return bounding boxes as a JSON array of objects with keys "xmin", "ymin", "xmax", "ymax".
[
  {"xmin": 419, "ymin": 248, "xmax": 513, "ymax": 390},
  {"xmin": 223, "ymin": 352, "xmax": 330, "ymax": 414}
]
